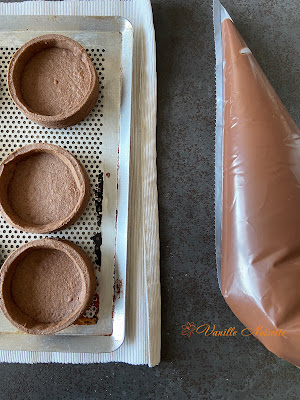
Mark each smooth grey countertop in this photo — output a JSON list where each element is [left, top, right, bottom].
[[0, 0, 299, 399]]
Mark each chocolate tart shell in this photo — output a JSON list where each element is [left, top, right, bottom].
[[0, 143, 90, 233], [0, 238, 96, 335], [7, 34, 99, 128]]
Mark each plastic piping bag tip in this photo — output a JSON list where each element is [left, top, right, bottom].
[[213, 0, 233, 23], [221, 7, 233, 23]]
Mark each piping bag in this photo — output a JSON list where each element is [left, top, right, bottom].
[[214, 0, 300, 367]]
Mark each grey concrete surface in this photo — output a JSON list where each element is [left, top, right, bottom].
[[0, 0, 299, 399]]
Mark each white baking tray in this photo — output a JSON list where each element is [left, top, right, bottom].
[[0, 16, 133, 353]]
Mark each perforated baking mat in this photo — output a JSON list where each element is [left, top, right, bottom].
[[0, 16, 132, 353]]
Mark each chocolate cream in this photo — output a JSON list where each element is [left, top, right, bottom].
[[221, 19, 300, 366], [8, 151, 80, 226], [7, 34, 99, 128], [12, 248, 83, 324], [0, 143, 91, 234], [21, 47, 90, 116], [0, 238, 96, 335]]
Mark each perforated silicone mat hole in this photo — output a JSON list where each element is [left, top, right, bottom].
[[0, 46, 107, 327]]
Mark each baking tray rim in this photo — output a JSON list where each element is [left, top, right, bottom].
[[0, 15, 133, 354]]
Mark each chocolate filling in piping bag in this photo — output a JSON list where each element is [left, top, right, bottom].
[[214, 0, 300, 367]]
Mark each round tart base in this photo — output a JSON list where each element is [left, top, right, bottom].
[[7, 34, 99, 128], [0, 238, 96, 335], [0, 143, 90, 233]]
